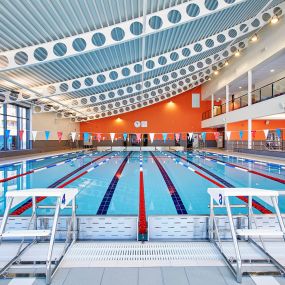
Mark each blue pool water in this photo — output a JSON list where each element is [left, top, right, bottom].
[[1, 150, 285, 216]]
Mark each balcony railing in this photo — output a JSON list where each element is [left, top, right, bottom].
[[202, 76, 285, 120]]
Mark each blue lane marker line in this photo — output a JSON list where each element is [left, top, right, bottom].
[[150, 151, 187, 215], [97, 152, 133, 215]]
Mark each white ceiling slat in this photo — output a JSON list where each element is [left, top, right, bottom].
[[1, 0, 284, 120]]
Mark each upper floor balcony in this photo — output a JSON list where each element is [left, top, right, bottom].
[[202, 76, 285, 121]]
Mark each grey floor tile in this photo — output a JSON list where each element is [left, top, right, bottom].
[[273, 277, 285, 285], [63, 268, 104, 285], [101, 268, 138, 285], [161, 267, 190, 285], [217, 267, 255, 285], [185, 267, 228, 285], [138, 268, 164, 285], [52, 268, 70, 285], [0, 280, 11, 285]]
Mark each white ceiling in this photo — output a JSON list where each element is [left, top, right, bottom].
[[256, 113, 285, 120]]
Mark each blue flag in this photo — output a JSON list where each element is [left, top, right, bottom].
[[123, 133, 128, 141], [162, 133, 168, 143], [201, 132, 206, 142], [239, 130, 243, 140], [276, 128, 281, 139], [83, 132, 89, 142], [5, 129, 10, 139], [45, 131, 50, 140]]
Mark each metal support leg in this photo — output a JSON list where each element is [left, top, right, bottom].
[[72, 199, 77, 241], [0, 197, 13, 243], [225, 197, 242, 283], [209, 197, 214, 240], [272, 196, 285, 238], [46, 198, 61, 285]]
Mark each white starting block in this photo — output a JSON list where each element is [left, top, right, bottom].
[[0, 188, 78, 285], [208, 187, 285, 283]]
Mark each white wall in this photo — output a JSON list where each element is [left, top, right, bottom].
[[202, 19, 285, 100], [32, 112, 80, 140]]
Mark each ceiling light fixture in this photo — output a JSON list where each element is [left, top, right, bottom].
[[239, 86, 242, 89], [251, 34, 258, 42], [235, 50, 240, 57], [214, 71, 219, 75], [225, 61, 229, 66], [271, 15, 279, 24], [270, 69, 275, 73]]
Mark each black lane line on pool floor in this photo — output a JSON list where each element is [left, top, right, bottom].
[[169, 151, 271, 214], [97, 152, 133, 215], [11, 151, 113, 215], [150, 152, 187, 214]]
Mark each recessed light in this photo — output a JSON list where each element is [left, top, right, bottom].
[[214, 71, 219, 75], [270, 69, 275, 73], [225, 61, 229, 66], [235, 50, 240, 57], [271, 15, 279, 24], [251, 34, 258, 42], [239, 86, 242, 89]]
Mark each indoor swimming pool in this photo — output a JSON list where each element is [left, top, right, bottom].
[[1, 150, 285, 217]]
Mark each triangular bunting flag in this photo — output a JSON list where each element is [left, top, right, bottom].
[[162, 133, 168, 143], [175, 133, 180, 142], [251, 130, 256, 139], [214, 132, 219, 141], [226, 131, 231, 140], [149, 133, 155, 143], [123, 133, 128, 141], [97, 133, 101, 142], [201, 132, 206, 142], [136, 133, 141, 141], [263, 129, 269, 139], [239, 130, 243, 140], [57, 131, 63, 142], [19, 130, 24, 141], [276, 128, 281, 139], [45, 131, 50, 140], [71, 132, 76, 142], [5, 130, 10, 140], [32, 131, 37, 142], [188, 132, 193, 141], [83, 132, 89, 142], [110, 133, 115, 143]]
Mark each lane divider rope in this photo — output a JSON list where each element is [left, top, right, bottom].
[[10, 151, 114, 215], [168, 152, 271, 214], [138, 153, 147, 239]]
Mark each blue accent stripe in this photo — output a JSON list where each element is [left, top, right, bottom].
[[97, 152, 132, 215], [150, 152, 187, 215]]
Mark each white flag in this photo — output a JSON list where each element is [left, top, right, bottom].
[[32, 131, 37, 142], [188, 132, 193, 140], [149, 133, 155, 143], [71, 132, 76, 142], [110, 133, 115, 143], [264, 129, 269, 139], [226, 131, 231, 140]]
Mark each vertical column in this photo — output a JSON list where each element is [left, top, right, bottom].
[[248, 118, 252, 149], [226, 85, 229, 113], [211, 94, 214, 118], [248, 70, 252, 107]]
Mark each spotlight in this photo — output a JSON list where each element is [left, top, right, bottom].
[[235, 50, 240, 57], [225, 61, 229, 66], [251, 34, 258, 42], [214, 70, 219, 75], [271, 15, 279, 24]]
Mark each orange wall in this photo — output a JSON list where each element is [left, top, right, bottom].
[[80, 87, 216, 140], [227, 120, 285, 140]]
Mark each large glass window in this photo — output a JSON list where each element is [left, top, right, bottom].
[[0, 103, 30, 152]]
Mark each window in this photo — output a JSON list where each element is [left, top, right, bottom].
[[192, 93, 200, 108], [0, 103, 31, 151]]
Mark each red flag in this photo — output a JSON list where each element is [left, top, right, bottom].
[[251, 130, 256, 139], [136, 133, 141, 141], [214, 132, 219, 141], [175, 133, 180, 142], [57, 131, 63, 142], [97, 133, 101, 142], [19, 130, 24, 141]]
